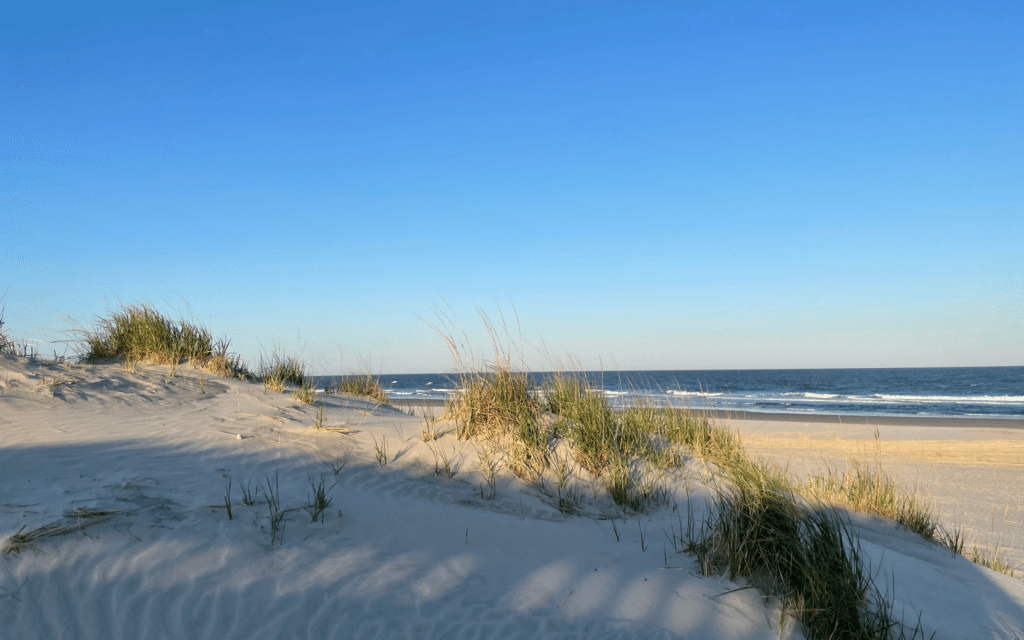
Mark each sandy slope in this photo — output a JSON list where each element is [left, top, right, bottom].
[[2, 354, 1022, 639]]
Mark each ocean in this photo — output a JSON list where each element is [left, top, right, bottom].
[[311, 367, 1024, 420]]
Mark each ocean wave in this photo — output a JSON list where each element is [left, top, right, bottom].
[[784, 392, 839, 399], [874, 394, 1024, 404], [667, 390, 724, 397]]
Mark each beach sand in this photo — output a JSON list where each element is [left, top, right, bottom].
[[2, 354, 1023, 639]]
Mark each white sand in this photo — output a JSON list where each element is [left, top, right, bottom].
[[2, 353, 1023, 639]]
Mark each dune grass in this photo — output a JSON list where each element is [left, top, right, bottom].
[[802, 460, 940, 541], [76, 304, 248, 378], [692, 486, 915, 640], [333, 372, 391, 406], [303, 473, 337, 523], [292, 380, 317, 404], [258, 351, 306, 391]]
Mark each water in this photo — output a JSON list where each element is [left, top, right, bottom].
[[312, 367, 1024, 420]]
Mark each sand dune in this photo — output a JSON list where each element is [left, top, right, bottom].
[[2, 353, 1023, 639]]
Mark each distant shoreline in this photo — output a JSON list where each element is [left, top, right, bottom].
[[388, 398, 1024, 430]]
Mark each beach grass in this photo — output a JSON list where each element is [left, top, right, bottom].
[[258, 351, 306, 391], [333, 372, 391, 406], [420, 410, 439, 441], [325, 457, 346, 475], [292, 380, 317, 404], [263, 472, 285, 545], [372, 434, 389, 466], [302, 473, 337, 523], [76, 303, 248, 378], [239, 477, 258, 506], [693, 488, 910, 640], [802, 460, 939, 540]]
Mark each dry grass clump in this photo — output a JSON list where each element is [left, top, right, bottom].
[[77, 304, 248, 378], [2, 508, 121, 555], [334, 373, 391, 406]]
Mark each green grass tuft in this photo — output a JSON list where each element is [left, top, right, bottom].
[[76, 303, 248, 378], [258, 351, 306, 391], [694, 481, 920, 640], [333, 372, 391, 406]]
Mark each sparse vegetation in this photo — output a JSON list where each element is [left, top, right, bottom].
[[421, 410, 439, 441], [477, 445, 499, 500], [239, 477, 258, 506], [263, 472, 286, 545], [436, 445, 456, 480], [312, 403, 326, 429], [0, 306, 39, 358], [372, 434, 389, 466], [303, 473, 337, 523], [971, 544, 1017, 577], [325, 457, 346, 475]]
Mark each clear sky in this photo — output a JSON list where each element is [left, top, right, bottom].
[[2, 1, 1022, 374]]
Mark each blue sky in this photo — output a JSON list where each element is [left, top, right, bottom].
[[2, 1, 1021, 373]]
